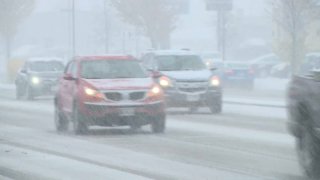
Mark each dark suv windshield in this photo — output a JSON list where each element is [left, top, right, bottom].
[[201, 53, 221, 59], [29, 61, 64, 72], [156, 55, 206, 71], [300, 57, 320, 75], [81, 60, 147, 79]]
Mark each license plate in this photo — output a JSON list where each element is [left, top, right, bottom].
[[119, 108, 135, 116], [187, 94, 200, 102]]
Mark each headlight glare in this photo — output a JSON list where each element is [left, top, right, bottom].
[[84, 87, 104, 101], [147, 84, 163, 98], [84, 87, 97, 96], [151, 86, 161, 94], [210, 76, 220, 86], [159, 76, 172, 87], [31, 77, 40, 85]]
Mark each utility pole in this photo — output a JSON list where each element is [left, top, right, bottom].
[[104, 0, 109, 53], [72, 0, 76, 57], [217, 11, 222, 55], [221, 11, 226, 61], [216, 10, 226, 61], [206, 0, 232, 61]]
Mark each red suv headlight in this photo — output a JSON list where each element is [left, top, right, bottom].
[[145, 84, 163, 102], [83, 87, 105, 101]]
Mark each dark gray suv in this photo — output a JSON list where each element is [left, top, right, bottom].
[[15, 58, 64, 100], [141, 50, 223, 113]]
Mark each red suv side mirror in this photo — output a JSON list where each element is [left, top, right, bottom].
[[149, 70, 162, 79], [64, 73, 76, 81]]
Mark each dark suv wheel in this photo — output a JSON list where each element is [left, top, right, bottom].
[[151, 114, 166, 133], [16, 84, 23, 100], [297, 125, 320, 179], [209, 98, 222, 114], [26, 85, 34, 100], [188, 107, 198, 114]]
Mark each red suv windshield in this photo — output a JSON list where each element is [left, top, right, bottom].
[[81, 60, 148, 79]]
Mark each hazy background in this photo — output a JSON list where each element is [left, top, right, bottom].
[[0, 0, 272, 80]]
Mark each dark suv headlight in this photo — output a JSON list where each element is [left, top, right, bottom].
[[210, 76, 220, 87], [31, 76, 41, 85]]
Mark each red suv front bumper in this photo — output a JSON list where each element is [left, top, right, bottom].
[[78, 101, 165, 127]]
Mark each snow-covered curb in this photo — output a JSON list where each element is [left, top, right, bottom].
[[0, 83, 286, 108], [224, 97, 286, 108], [0, 84, 15, 91], [254, 78, 289, 92]]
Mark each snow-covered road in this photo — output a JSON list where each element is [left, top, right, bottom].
[[0, 87, 308, 180]]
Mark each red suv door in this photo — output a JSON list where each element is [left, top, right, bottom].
[[59, 61, 79, 115]]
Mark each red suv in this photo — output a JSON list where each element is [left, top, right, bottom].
[[54, 55, 166, 134]]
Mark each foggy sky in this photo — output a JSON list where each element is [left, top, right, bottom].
[[35, 0, 269, 16]]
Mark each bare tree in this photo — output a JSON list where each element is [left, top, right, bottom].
[[0, 0, 35, 60], [110, 0, 177, 49], [272, 0, 320, 74]]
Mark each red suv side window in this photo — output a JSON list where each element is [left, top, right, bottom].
[[65, 61, 78, 78], [64, 62, 73, 74]]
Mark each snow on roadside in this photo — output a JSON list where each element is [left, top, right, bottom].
[[0, 124, 261, 180], [224, 96, 286, 108], [0, 99, 52, 114], [254, 78, 289, 92], [0, 77, 289, 109], [0, 175, 13, 180], [0, 83, 15, 90], [0, 144, 148, 180], [168, 118, 294, 146]]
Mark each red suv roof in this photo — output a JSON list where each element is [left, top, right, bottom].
[[75, 55, 135, 61]]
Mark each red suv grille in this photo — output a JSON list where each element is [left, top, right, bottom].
[[104, 91, 146, 101], [105, 92, 122, 101], [130, 92, 146, 101]]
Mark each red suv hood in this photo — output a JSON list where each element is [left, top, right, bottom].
[[83, 78, 153, 91]]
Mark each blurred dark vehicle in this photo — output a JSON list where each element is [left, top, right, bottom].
[[55, 55, 166, 134], [287, 57, 320, 178], [270, 62, 291, 79], [141, 50, 222, 114], [221, 61, 255, 89], [211, 60, 224, 72], [249, 54, 280, 78], [15, 57, 64, 100], [199, 51, 222, 69], [300, 53, 320, 74], [271, 53, 320, 79]]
